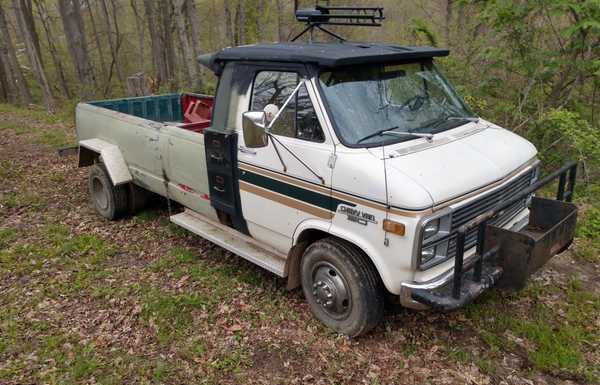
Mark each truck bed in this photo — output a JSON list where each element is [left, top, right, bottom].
[[89, 92, 214, 133]]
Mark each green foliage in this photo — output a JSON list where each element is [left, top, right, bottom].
[[410, 18, 438, 47], [530, 109, 600, 172]]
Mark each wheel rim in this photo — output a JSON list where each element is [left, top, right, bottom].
[[91, 177, 109, 210], [310, 262, 352, 319]]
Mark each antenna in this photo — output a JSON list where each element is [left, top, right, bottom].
[[291, 4, 385, 42]]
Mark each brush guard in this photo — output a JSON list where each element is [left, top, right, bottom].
[[410, 161, 578, 311]]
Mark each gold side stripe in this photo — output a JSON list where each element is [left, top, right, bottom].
[[239, 162, 427, 217], [240, 181, 334, 220], [239, 157, 537, 218]]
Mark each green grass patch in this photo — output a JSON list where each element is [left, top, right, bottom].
[[141, 289, 211, 344], [0, 228, 18, 248], [35, 128, 73, 148], [466, 282, 599, 380], [1, 191, 46, 210]]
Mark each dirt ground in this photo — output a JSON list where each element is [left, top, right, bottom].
[[1, 108, 599, 384]]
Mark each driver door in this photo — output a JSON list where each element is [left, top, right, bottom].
[[237, 68, 334, 253]]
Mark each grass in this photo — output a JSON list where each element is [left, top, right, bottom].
[[0, 103, 76, 149], [1, 191, 47, 210], [465, 280, 600, 381], [141, 289, 211, 344]]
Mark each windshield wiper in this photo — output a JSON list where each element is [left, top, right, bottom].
[[357, 126, 434, 144]]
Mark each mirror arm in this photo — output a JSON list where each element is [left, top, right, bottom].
[[269, 133, 325, 185], [267, 80, 306, 131], [268, 133, 288, 172]]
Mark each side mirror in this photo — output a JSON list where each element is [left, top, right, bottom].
[[242, 111, 268, 148]]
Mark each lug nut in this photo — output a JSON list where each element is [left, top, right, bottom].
[[327, 293, 333, 298], [326, 300, 333, 307]]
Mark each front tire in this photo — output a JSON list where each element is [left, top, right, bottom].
[[301, 237, 384, 337], [88, 163, 129, 220]]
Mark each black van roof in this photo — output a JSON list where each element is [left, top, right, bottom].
[[199, 42, 449, 74]]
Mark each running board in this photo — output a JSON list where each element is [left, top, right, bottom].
[[170, 209, 287, 277]]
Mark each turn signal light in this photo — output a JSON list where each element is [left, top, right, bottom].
[[383, 220, 405, 236]]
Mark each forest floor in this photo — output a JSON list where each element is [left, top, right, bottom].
[[1, 105, 599, 385]]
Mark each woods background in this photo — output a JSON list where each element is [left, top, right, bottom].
[[0, 0, 599, 250]]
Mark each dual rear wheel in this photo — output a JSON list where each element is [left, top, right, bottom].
[[88, 162, 151, 220]]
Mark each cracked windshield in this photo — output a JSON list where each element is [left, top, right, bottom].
[[319, 62, 476, 146]]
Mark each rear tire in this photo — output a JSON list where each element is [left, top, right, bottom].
[[301, 237, 384, 337], [88, 163, 128, 220]]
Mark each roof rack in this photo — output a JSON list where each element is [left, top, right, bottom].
[[292, 5, 384, 43]]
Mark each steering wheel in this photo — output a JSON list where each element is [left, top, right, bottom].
[[399, 94, 428, 111]]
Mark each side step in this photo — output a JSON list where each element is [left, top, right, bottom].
[[170, 209, 287, 277]]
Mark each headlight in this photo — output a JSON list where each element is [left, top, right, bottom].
[[423, 219, 440, 239], [418, 213, 451, 270]]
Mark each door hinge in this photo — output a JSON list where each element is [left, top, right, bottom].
[[327, 154, 337, 169]]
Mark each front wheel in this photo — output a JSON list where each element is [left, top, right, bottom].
[[301, 237, 384, 337]]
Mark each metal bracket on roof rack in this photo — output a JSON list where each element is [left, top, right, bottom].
[[292, 5, 384, 43]]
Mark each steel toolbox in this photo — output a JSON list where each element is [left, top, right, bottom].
[[411, 162, 578, 310]]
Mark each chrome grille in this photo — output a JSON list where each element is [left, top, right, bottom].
[[420, 168, 536, 268], [446, 169, 535, 258]]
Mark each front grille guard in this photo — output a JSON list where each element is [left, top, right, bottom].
[[450, 161, 578, 300]]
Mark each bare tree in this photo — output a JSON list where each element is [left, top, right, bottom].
[[57, 0, 96, 98], [12, 0, 54, 112], [84, 0, 108, 83], [445, 0, 453, 44], [34, 0, 70, 98], [0, 2, 32, 105], [276, 0, 284, 42], [159, 0, 176, 88], [0, 56, 9, 102], [100, 0, 124, 86], [235, 0, 246, 45], [130, 0, 145, 71], [173, 0, 197, 88], [184, 0, 203, 88], [144, 0, 171, 88], [223, 0, 234, 46]]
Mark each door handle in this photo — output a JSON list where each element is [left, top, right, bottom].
[[239, 146, 257, 155]]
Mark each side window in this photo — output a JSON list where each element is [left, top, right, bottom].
[[251, 71, 325, 143]]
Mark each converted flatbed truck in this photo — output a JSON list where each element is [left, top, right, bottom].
[[75, 6, 579, 336]]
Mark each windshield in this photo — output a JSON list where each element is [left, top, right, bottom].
[[318, 62, 476, 146]]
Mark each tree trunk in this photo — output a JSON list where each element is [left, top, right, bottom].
[[0, 57, 8, 102], [144, 0, 164, 87], [184, 0, 203, 88], [0, 3, 32, 105], [84, 0, 107, 83], [34, 0, 70, 98], [236, 0, 245, 45], [12, 0, 54, 112], [100, 0, 124, 85], [159, 0, 176, 89], [57, 0, 96, 98], [130, 0, 145, 71], [445, 0, 453, 45], [256, 0, 264, 41], [173, 0, 197, 88], [223, 0, 233, 46], [276, 0, 284, 42]]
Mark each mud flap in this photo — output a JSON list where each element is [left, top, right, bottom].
[[485, 197, 578, 290]]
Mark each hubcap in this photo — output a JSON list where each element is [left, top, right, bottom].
[[92, 177, 109, 210], [310, 262, 351, 318]]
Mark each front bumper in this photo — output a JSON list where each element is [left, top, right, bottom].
[[400, 162, 578, 311]]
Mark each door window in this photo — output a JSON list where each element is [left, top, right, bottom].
[[251, 71, 325, 143]]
